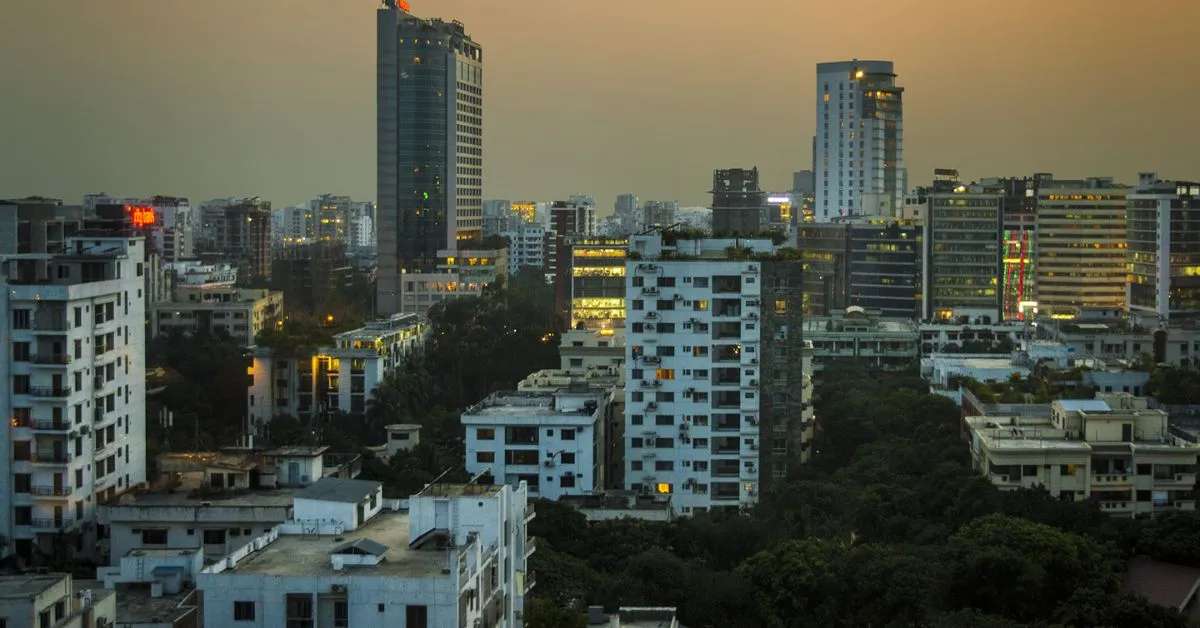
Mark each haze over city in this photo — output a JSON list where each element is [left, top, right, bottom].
[[2, 0, 1198, 208]]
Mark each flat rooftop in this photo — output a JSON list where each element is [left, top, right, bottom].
[[0, 574, 66, 598], [114, 584, 196, 625], [417, 484, 503, 498], [225, 511, 447, 578], [462, 391, 601, 421], [108, 488, 296, 510]]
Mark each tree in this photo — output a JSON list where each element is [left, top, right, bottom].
[[523, 598, 586, 628], [736, 539, 845, 627]]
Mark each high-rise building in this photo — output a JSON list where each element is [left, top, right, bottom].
[[377, 2, 483, 314], [923, 175, 1003, 322], [499, 222, 550, 275], [623, 234, 813, 516], [82, 194, 194, 263], [711, 168, 764, 234], [815, 60, 905, 220], [1127, 173, 1200, 322], [0, 233, 147, 563], [794, 223, 848, 316], [1036, 176, 1128, 319], [642, 200, 678, 229], [791, 170, 815, 196], [989, 175, 1044, 321], [551, 201, 597, 327], [217, 199, 272, 282]]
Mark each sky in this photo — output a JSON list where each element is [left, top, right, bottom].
[[2, 0, 1198, 212]]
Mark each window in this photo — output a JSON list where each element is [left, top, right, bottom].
[[561, 428, 575, 440], [405, 605, 428, 628], [476, 428, 495, 440], [561, 452, 575, 464], [141, 529, 168, 545], [286, 594, 313, 628], [12, 309, 30, 329], [655, 437, 674, 448], [13, 474, 30, 493], [655, 415, 673, 426], [655, 460, 674, 471], [1022, 465, 1037, 477], [234, 601, 255, 621], [476, 451, 495, 463], [631, 461, 643, 471], [334, 601, 348, 627], [655, 368, 675, 380], [561, 474, 576, 488], [203, 529, 227, 545]]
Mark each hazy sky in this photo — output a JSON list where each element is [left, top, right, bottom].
[[2, 0, 1198, 212]]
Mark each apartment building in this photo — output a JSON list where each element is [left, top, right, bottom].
[[151, 286, 283, 346], [247, 314, 429, 434], [710, 168, 764, 234], [552, 202, 598, 326], [462, 388, 610, 500], [500, 223, 550, 276], [966, 395, 1199, 517], [197, 482, 532, 628], [623, 234, 813, 515], [1036, 177, 1129, 318], [0, 234, 147, 563], [560, 327, 624, 371], [1127, 173, 1200, 322], [918, 319, 1027, 356], [0, 574, 115, 628], [395, 247, 507, 315], [1036, 318, 1200, 368]]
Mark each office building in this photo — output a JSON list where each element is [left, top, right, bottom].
[[710, 167, 764, 234], [1127, 173, 1200, 321], [269, 241, 358, 316], [923, 178, 1003, 321], [0, 574, 115, 628], [568, 238, 628, 330], [1035, 318, 1200, 368], [991, 174, 1044, 320], [197, 482, 532, 628], [1036, 177, 1128, 318], [623, 234, 813, 515], [463, 388, 611, 500], [847, 219, 921, 318], [377, 2, 483, 314], [247, 314, 429, 433], [815, 60, 905, 220], [966, 395, 1199, 517], [152, 286, 283, 346], [551, 201, 598, 326], [614, 193, 640, 234], [199, 197, 272, 282], [794, 222, 848, 315], [0, 234, 147, 563], [83, 194, 194, 262]]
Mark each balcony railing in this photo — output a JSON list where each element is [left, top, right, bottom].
[[31, 452, 69, 464], [31, 354, 70, 365], [30, 419, 69, 431], [30, 517, 74, 530], [30, 485, 72, 497], [28, 387, 70, 398]]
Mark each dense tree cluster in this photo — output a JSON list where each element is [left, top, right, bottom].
[[526, 362, 1196, 627]]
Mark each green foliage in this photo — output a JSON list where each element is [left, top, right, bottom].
[[1137, 511, 1200, 566], [1145, 366, 1200, 404], [523, 598, 586, 628], [148, 330, 251, 451]]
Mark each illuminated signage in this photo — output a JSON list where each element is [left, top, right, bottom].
[[767, 196, 790, 204], [398, 0, 411, 11], [125, 205, 157, 228]]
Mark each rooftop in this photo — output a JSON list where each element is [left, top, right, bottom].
[[1056, 399, 1113, 413], [462, 390, 602, 421], [223, 511, 446, 578], [114, 585, 197, 626], [0, 574, 66, 599], [108, 488, 297, 510], [262, 446, 329, 458], [295, 478, 380, 504], [1122, 556, 1200, 612], [416, 483, 503, 498]]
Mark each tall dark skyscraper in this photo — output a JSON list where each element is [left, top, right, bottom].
[[377, 1, 483, 314]]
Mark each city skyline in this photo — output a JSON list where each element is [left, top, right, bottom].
[[2, 0, 1198, 211]]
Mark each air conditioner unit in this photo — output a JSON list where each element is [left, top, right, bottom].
[[543, 461, 555, 468], [331, 584, 347, 593]]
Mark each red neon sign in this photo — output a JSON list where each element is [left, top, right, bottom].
[[126, 205, 157, 228], [398, 0, 411, 11]]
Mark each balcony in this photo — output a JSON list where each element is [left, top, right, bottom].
[[31, 485, 72, 497], [524, 570, 536, 595], [29, 419, 70, 432], [988, 473, 1020, 487], [1092, 473, 1132, 486], [28, 386, 70, 399], [31, 320, 68, 333], [1153, 473, 1197, 486], [524, 505, 536, 523], [524, 537, 537, 559], [30, 452, 69, 464], [31, 354, 70, 366], [30, 517, 75, 531]]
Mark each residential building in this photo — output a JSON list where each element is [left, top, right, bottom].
[[923, 177, 1003, 322], [151, 286, 283, 346], [500, 222, 549, 275], [710, 167, 764, 234], [463, 388, 610, 500], [0, 197, 83, 256], [0, 574, 115, 628], [377, 3, 483, 314], [558, 491, 673, 522], [1036, 318, 1200, 368], [918, 319, 1026, 356], [966, 395, 1199, 517], [247, 314, 429, 433], [623, 234, 814, 515], [165, 261, 237, 288], [815, 60, 905, 220], [1127, 173, 1200, 322], [560, 327, 625, 371], [792, 170, 815, 196], [803, 307, 919, 369], [197, 482, 532, 628], [269, 241, 358, 316], [614, 193, 640, 234], [83, 194, 194, 262], [98, 547, 201, 627], [198, 198, 272, 282], [569, 238, 628, 330], [276, 204, 315, 246], [642, 200, 678, 230], [1036, 177, 1129, 318], [0, 234, 148, 563]]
